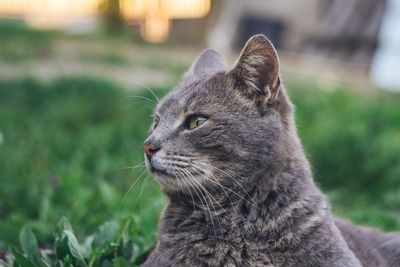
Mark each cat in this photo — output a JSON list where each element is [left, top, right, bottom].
[[141, 34, 400, 266]]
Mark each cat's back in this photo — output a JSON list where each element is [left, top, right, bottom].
[[336, 219, 400, 267]]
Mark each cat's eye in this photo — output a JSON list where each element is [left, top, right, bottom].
[[186, 115, 207, 130], [153, 115, 160, 128]]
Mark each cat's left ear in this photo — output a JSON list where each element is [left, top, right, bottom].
[[187, 49, 228, 79], [229, 34, 281, 104]]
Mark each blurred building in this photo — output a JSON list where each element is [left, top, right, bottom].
[[1, 0, 399, 90], [207, 0, 400, 91], [0, 0, 211, 41], [371, 0, 400, 91], [0, 0, 104, 28], [208, 0, 386, 66]]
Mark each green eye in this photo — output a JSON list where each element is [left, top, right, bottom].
[[187, 115, 207, 130], [153, 115, 160, 128]]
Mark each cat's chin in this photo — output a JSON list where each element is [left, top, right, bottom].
[[153, 169, 174, 180], [145, 157, 174, 180], [150, 168, 179, 186], [153, 171, 183, 192]]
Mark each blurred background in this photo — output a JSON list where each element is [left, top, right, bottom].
[[0, 0, 399, 266]]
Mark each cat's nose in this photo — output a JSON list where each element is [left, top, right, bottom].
[[143, 142, 160, 160]]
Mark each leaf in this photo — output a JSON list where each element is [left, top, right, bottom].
[[100, 260, 113, 267], [80, 235, 93, 259], [92, 221, 118, 250], [38, 258, 52, 267], [134, 246, 153, 266], [122, 240, 134, 260], [39, 249, 55, 267], [57, 217, 72, 232], [113, 257, 129, 267], [11, 247, 38, 267], [55, 236, 69, 260], [19, 226, 39, 263], [63, 230, 87, 266]]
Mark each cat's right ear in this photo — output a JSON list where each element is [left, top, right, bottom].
[[228, 34, 281, 105], [186, 49, 228, 79]]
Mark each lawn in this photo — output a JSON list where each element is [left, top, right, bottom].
[[0, 23, 400, 267]]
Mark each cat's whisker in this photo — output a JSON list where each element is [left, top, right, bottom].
[[190, 165, 232, 211], [191, 164, 237, 209], [165, 160, 191, 167], [199, 162, 256, 206], [168, 155, 192, 163], [173, 167, 196, 212], [139, 83, 160, 103], [208, 165, 253, 183], [173, 168, 185, 197], [178, 170, 218, 238], [176, 168, 204, 210], [208, 164, 255, 195], [182, 169, 224, 239], [126, 95, 156, 105], [190, 165, 250, 241], [191, 170, 228, 216], [123, 163, 146, 170], [179, 168, 219, 239], [118, 168, 149, 212], [190, 164, 256, 233], [165, 155, 256, 208], [134, 173, 151, 215]]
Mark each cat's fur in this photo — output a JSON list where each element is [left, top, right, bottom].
[[142, 34, 400, 266]]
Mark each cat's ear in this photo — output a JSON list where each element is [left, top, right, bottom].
[[187, 49, 228, 79], [229, 34, 281, 104]]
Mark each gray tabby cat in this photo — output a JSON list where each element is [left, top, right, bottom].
[[142, 34, 400, 267]]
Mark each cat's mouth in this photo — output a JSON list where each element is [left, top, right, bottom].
[[145, 154, 210, 189], [145, 157, 177, 180]]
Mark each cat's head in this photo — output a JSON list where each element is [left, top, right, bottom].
[[144, 35, 293, 194]]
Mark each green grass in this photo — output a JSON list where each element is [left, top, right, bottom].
[[0, 78, 167, 252], [78, 53, 131, 66], [288, 81, 400, 230], [0, 63, 400, 266]]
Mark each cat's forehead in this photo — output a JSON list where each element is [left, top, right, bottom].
[[156, 73, 226, 116]]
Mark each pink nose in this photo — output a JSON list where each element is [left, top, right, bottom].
[[144, 143, 155, 156]]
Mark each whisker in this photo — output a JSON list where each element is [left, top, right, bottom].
[[202, 163, 255, 200], [118, 168, 148, 212], [122, 162, 146, 170], [140, 83, 160, 103], [191, 167, 230, 214], [190, 165, 250, 242], [191, 165, 234, 208], [165, 160, 191, 167], [167, 155, 192, 163], [192, 163, 257, 208], [173, 167, 196, 212], [182, 169, 223, 239], [126, 95, 155, 105], [179, 169, 218, 239], [134, 173, 151, 215]]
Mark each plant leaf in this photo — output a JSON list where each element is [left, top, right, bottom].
[[57, 217, 72, 232], [55, 236, 69, 260], [92, 221, 118, 249], [19, 226, 39, 263], [11, 247, 38, 267], [63, 230, 87, 266]]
